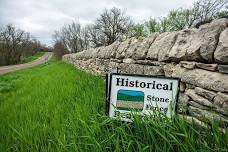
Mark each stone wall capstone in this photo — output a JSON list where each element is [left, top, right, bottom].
[[63, 18, 228, 129]]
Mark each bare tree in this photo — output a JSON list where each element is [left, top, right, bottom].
[[0, 24, 45, 65], [81, 26, 90, 50], [52, 22, 90, 52], [90, 7, 132, 46], [53, 40, 69, 60], [87, 24, 106, 47], [64, 23, 82, 52], [0, 25, 24, 64], [197, 0, 227, 21], [21, 33, 42, 57]]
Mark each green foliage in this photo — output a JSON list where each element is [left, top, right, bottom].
[[159, 17, 170, 32], [142, 0, 228, 35], [145, 18, 158, 33], [216, 10, 228, 18], [217, 11, 228, 18], [0, 60, 227, 151], [128, 23, 146, 38], [165, 10, 188, 31]]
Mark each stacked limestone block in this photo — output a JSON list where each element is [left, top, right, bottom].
[[63, 18, 228, 129]]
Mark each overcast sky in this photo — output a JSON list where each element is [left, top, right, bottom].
[[0, 0, 196, 46]]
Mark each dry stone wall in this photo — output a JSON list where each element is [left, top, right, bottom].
[[63, 18, 228, 129]]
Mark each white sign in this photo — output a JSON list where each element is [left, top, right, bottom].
[[107, 73, 180, 121]]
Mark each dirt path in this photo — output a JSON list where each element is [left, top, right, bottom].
[[0, 52, 53, 75]]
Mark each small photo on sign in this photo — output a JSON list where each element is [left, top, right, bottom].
[[116, 89, 144, 111]]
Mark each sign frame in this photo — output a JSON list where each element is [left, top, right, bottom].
[[106, 72, 180, 119]]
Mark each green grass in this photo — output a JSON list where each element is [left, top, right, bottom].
[[0, 59, 227, 152], [19, 52, 45, 64]]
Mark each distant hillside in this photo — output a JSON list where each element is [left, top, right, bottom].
[[117, 92, 144, 102]]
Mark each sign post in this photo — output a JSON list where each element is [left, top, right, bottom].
[[106, 73, 180, 121]]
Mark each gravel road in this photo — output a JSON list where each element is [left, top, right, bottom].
[[0, 52, 53, 75]]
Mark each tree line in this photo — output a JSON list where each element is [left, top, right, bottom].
[[133, 0, 228, 37], [0, 24, 48, 65], [52, 7, 132, 59], [1, 0, 226, 63], [53, 0, 227, 59]]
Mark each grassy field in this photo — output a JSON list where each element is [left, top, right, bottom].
[[0, 59, 227, 152], [19, 52, 45, 64]]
